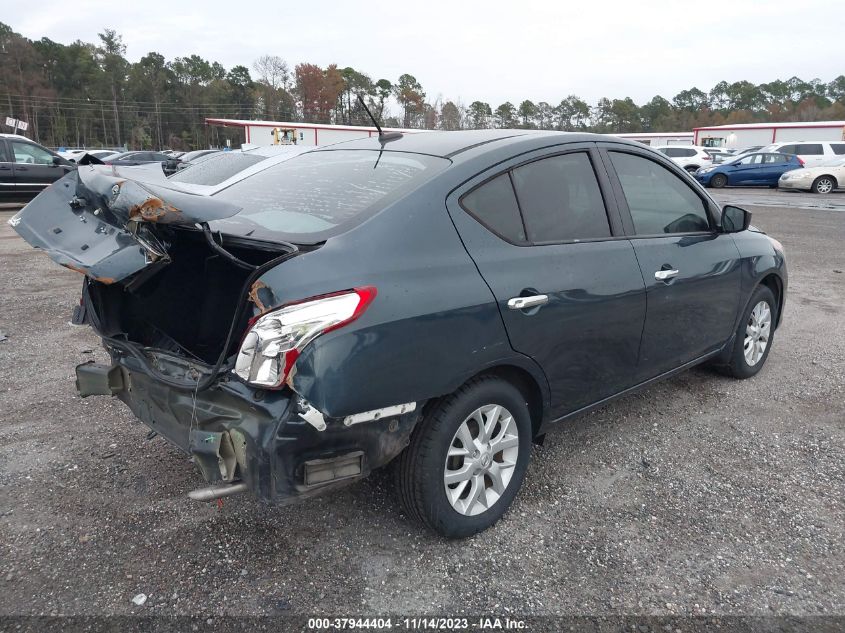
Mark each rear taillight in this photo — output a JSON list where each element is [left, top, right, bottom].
[[797, 157, 805, 166], [234, 286, 377, 388], [703, 155, 712, 160]]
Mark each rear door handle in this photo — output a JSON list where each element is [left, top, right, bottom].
[[654, 269, 679, 281], [507, 295, 549, 310]]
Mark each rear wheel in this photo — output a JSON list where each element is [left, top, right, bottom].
[[812, 176, 836, 194], [396, 376, 532, 538], [685, 165, 699, 174], [710, 173, 728, 188], [724, 285, 776, 379]]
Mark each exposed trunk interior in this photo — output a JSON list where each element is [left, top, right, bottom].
[[87, 227, 292, 364]]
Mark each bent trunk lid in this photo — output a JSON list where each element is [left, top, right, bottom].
[[8, 165, 242, 283]]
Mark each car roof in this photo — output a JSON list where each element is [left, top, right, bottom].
[[313, 129, 621, 159]]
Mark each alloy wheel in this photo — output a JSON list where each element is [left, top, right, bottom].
[[443, 404, 519, 516], [815, 178, 834, 194], [744, 300, 771, 366]]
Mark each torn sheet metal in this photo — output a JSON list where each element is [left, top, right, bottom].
[[9, 166, 243, 284]]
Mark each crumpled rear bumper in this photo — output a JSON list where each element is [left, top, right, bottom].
[[76, 349, 418, 504]]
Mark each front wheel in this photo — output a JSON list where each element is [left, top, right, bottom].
[[396, 376, 532, 538], [724, 285, 777, 379], [710, 173, 728, 188], [812, 176, 836, 194]]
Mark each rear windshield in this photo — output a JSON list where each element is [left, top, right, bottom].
[[212, 150, 449, 241], [169, 153, 265, 186]]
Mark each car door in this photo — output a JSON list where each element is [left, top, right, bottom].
[[600, 146, 742, 380], [0, 140, 14, 198], [9, 140, 69, 196], [761, 153, 792, 184], [729, 153, 763, 184], [796, 143, 825, 167], [446, 145, 647, 419]]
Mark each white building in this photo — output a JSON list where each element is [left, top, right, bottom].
[[205, 118, 419, 147], [694, 121, 845, 149], [205, 118, 696, 148], [612, 132, 693, 146]]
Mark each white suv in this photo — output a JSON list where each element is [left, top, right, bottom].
[[654, 146, 713, 173], [759, 141, 845, 167]]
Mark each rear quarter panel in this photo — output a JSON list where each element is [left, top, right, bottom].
[[251, 174, 549, 418]]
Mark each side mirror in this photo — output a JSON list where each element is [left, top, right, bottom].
[[52, 155, 63, 166], [721, 205, 751, 233]]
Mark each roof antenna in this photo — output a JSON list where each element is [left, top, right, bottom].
[[357, 94, 402, 143]]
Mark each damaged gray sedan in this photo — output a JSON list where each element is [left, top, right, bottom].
[[10, 130, 786, 538]]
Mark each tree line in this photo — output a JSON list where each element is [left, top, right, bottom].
[[2, 22, 844, 150]]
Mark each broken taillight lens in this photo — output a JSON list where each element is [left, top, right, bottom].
[[233, 287, 377, 388]]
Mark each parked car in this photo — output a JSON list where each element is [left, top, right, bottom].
[[0, 133, 75, 202], [167, 145, 311, 192], [733, 146, 764, 157], [703, 148, 735, 164], [103, 150, 181, 175], [694, 152, 804, 188], [175, 149, 221, 169], [778, 156, 845, 194], [9, 130, 787, 538], [653, 145, 713, 172], [758, 141, 845, 167]]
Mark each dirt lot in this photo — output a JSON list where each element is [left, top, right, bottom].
[[0, 190, 843, 619]]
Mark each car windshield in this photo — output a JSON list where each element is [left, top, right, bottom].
[[169, 153, 265, 186], [212, 150, 449, 241]]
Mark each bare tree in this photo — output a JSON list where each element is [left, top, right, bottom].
[[253, 55, 289, 91]]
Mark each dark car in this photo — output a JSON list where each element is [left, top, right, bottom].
[[177, 149, 221, 166], [695, 152, 804, 188], [104, 150, 181, 175], [0, 134, 74, 202], [9, 131, 787, 538]]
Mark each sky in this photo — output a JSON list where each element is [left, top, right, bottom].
[[9, 0, 845, 108]]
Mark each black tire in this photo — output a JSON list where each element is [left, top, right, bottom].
[[812, 175, 836, 194], [396, 375, 532, 538], [710, 173, 728, 188], [724, 285, 777, 379], [685, 165, 699, 173]]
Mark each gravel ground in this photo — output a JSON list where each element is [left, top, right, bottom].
[[0, 190, 843, 619]]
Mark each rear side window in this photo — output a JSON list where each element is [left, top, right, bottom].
[[664, 147, 694, 158], [169, 153, 265, 186], [763, 154, 787, 164], [609, 151, 711, 235], [213, 150, 448, 240], [797, 144, 823, 155], [0, 141, 9, 162], [461, 173, 525, 243], [511, 153, 610, 242], [832, 144, 845, 155]]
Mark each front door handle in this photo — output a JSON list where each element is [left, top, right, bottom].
[[654, 269, 679, 281], [507, 295, 549, 310]]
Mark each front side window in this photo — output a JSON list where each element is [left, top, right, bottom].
[[737, 154, 763, 165], [511, 153, 610, 242], [609, 151, 711, 235], [777, 145, 798, 155], [461, 173, 525, 243], [11, 141, 54, 165]]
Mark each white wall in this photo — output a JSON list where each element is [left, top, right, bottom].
[[316, 128, 372, 145], [774, 126, 845, 142]]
